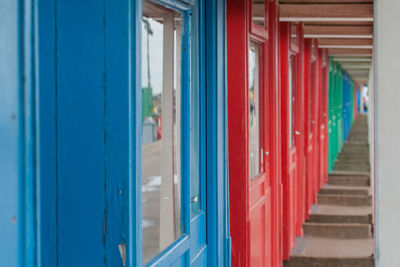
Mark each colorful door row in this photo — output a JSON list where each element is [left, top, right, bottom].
[[0, 0, 359, 266]]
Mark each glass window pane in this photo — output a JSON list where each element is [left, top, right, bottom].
[[141, 1, 182, 264], [289, 55, 296, 148], [310, 62, 315, 133], [253, 0, 265, 27], [249, 42, 261, 180]]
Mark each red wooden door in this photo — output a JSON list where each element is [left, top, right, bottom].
[[320, 50, 329, 187], [295, 24, 306, 238], [304, 39, 318, 216], [314, 48, 322, 194], [269, 2, 282, 267], [227, 0, 277, 266], [279, 22, 301, 260]]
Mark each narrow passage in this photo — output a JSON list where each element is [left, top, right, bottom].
[[285, 114, 374, 267]]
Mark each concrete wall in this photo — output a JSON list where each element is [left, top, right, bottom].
[[375, 1, 400, 266]]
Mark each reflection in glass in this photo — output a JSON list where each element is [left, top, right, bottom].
[[141, 1, 182, 264], [249, 42, 261, 180], [253, 0, 265, 27]]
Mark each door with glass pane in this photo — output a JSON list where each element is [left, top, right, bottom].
[[248, 1, 272, 266], [279, 21, 300, 260], [140, 0, 207, 265]]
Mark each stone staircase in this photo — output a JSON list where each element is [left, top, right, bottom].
[[284, 115, 375, 267]]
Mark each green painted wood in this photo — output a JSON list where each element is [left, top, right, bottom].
[[327, 59, 356, 174]]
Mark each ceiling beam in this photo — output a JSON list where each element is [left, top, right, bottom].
[[318, 38, 372, 46], [279, 0, 372, 3], [342, 65, 371, 69], [304, 21, 373, 26], [280, 4, 373, 20], [334, 56, 372, 62], [320, 45, 373, 49], [328, 48, 372, 54], [303, 25, 373, 36]]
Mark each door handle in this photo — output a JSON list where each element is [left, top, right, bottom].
[[295, 131, 300, 135], [191, 196, 199, 203]]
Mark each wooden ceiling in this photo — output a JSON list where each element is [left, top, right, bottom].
[[278, 0, 373, 84]]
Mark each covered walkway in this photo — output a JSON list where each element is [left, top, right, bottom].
[[285, 115, 374, 266]]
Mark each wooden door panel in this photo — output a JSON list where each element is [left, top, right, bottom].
[[250, 202, 266, 267]]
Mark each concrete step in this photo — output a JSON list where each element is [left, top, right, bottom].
[[335, 162, 370, 167], [336, 159, 370, 165], [334, 164, 370, 172], [284, 236, 374, 267], [309, 204, 372, 224], [338, 151, 369, 156], [347, 139, 368, 142], [344, 141, 369, 146], [329, 171, 370, 177], [340, 148, 369, 154], [319, 185, 369, 195], [336, 158, 370, 164], [284, 256, 374, 267], [328, 176, 369, 186], [308, 214, 372, 224], [317, 194, 372, 206], [303, 222, 372, 239]]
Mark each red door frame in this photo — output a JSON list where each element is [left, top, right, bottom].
[[320, 49, 329, 187], [227, 0, 278, 266], [303, 39, 312, 218], [304, 39, 319, 217], [269, 2, 282, 266], [279, 21, 302, 260], [295, 24, 306, 238], [311, 42, 321, 206], [314, 48, 322, 196]]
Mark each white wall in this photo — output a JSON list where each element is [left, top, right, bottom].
[[375, 1, 400, 266]]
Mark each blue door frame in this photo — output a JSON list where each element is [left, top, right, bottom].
[[0, 0, 230, 266]]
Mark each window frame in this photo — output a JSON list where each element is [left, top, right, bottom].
[[248, 38, 266, 181], [136, 1, 193, 266], [249, 0, 269, 40]]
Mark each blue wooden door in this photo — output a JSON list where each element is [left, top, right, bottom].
[[0, 0, 229, 266], [139, 0, 208, 266]]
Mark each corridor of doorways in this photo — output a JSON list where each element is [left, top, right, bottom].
[[1, 0, 374, 266], [226, 0, 373, 266]]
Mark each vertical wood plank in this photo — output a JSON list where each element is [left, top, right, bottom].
[[104, 0, 130, 265], [37, 0, 57, 265], [56, 0, 106, 265], [0, 0, 21, 266]]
